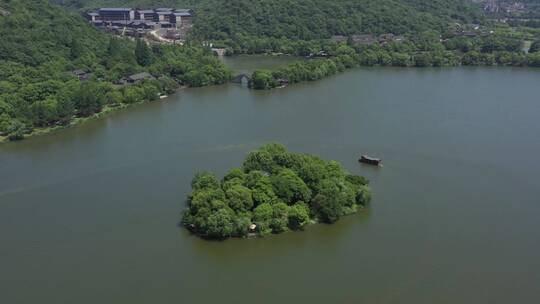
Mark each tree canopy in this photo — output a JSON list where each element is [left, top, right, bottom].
[[57, 0, 483, 40], [0, 0, 231, 141], [182, 143, 372, 239]]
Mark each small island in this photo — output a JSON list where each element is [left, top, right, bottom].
[[182, 143, 372, 239]]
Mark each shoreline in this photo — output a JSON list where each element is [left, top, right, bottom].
[[4, 55, 540, 143], [186, 205, 363, 241], [0, 89, 183, 144]]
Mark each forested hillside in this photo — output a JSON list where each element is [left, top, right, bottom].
[[0, 0, 230, 141], [1, 0, 108, 65], [193, 0, 483, 40], [58, 0, 483, 39], [54, 0, 194, 9]]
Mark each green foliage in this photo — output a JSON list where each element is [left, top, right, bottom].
[[225, 184, 254, 212], [135, 39, 152, 66], [190, 0, 482, 41], [0, 113, 12, 135], [248, 30, 540, 90], [530, 40, 540, 53], [0, 0, 231, 141], [288, 203, 310, 230], [271, 169, 312, 204], [311, 178, 356, 223], [527, 52, 540, 67], [191, 172, 220, 190], [250, 70, 277, 90], [253, 203, 274, 236], [58, 0, 483, 43], [6, 119, 26, 141], [75, 81, 107, 116], [205, 208, 235, 238], [182, 143, 372, 239], [270, 202, 290, 233]]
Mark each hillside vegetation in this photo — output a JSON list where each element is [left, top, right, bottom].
[[193, 0, 483, 40], [58, 0, 483, 39], [0, 0, 230, 141]]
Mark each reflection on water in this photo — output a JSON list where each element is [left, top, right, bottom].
[[188, 209, 373, 261]]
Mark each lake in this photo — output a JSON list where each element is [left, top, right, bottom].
[[1, 61, 540, 303]]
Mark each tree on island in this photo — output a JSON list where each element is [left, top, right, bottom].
[[181, 143, 372, 239], [250, 70, 277, 90]]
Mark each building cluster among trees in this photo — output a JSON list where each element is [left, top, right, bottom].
[[86, 8, 194, 30]]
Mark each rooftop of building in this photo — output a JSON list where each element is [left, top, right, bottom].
[[173, 12, 192, 16], [99, 8, 133, 12], [128, 72, 154, 81]]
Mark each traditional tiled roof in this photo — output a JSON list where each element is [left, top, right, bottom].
[[174, 12, 192, 16], [99, 8, 132, 12], [128, 72, 154, 81]]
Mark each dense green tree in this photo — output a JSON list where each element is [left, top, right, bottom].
[[55, 98, 75, 125], [288, 203, 310, 230], [311, 178, 356, 223], [271, 169, 312, 204], [253, 203, 273, 236], [29, 98, 59, 127], [527, 52, 540, 67], [251, 181, 278, 207], [135, 39, 152, 67], [243, 149, 276, 173], [225, 184, 254, 212], [191, 172, 220, 191], [250, 70, 277, 90], [205, 208, 235, 238], [413, 52, 433, 67], [74, 81, 106, 116], [122, 86, 144, 104], [223, 168, 247, 183], [529, 40, 540, 53], [70, 38, 84, 60], [6, 119, 26, 141], [183, 70, 211, 87], [0, 113, 12, 135], [182, 144, 372, 239], [270, 202, 290, 233], [140, 82, 160, 101], [189, 188, 226, 213]]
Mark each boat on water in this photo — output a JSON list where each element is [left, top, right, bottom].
[[359, 155, 382, 166]]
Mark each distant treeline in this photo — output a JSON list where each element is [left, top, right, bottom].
[[249, 33, 540, 90]]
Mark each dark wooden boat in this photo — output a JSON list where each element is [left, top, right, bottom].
[[359, 155, 382, 166]]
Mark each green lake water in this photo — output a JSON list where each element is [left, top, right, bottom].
[[1, 60, 540, 303]]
